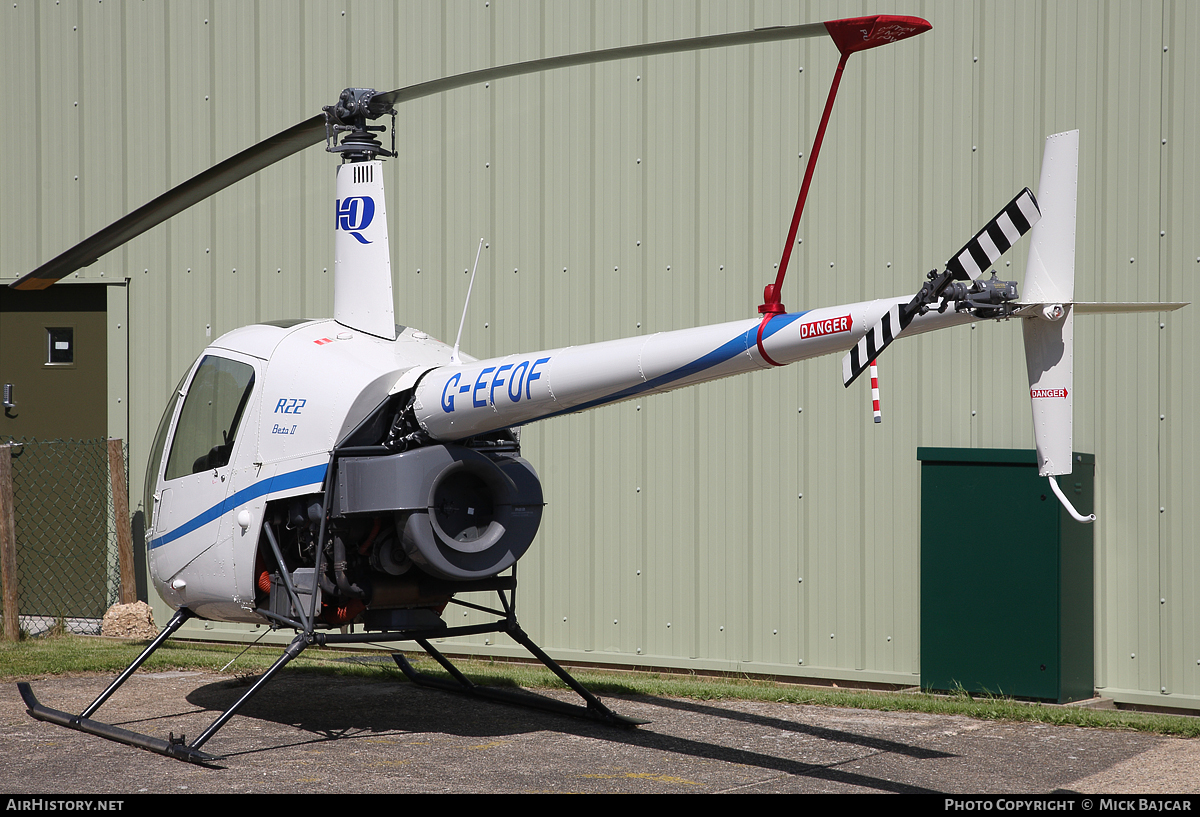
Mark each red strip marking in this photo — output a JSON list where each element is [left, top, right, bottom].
[[824, 15, 931, 56], [756, 315, 783, 367]]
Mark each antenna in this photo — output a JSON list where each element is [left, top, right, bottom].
[[451, 238, 485, 364]]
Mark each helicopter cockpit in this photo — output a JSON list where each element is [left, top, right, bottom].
[[143, 347, 269, 619]]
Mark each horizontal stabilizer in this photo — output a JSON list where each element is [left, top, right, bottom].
[[1070, 302, 1188, 314]]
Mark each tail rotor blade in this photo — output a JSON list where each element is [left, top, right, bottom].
[[946, 188, 1040, 282], [841, 188, 1041, 387], [843, 304, 907, 387]]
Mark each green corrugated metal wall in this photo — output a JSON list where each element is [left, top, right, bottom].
[[1, 0, 1195, 709]]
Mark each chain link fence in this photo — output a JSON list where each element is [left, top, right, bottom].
[[1, 438, 131, 637]]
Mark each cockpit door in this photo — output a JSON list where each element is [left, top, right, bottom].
[[147, 352, 259, 588]]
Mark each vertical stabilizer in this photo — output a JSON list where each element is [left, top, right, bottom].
[[1021, 131, 1079, 479], [334, 160, 396, 340], [1023, 130, 1078, 303], [1023, 307, 1075, 476]]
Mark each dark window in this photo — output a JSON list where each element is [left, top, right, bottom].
[[144, 372, 187, 530], [164, 356, 256, 480], [46, 327, 73, 364]]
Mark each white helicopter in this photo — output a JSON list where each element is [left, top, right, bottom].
[[13, 14, 1183, 763]]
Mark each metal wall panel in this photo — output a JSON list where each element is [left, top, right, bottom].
[[2, 0, 1196, 708], [1087, 0, 1164, 703], [1158, 0, 1200, 706]]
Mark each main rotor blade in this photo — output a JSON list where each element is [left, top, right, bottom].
[[10, 114, 326, 291], [374, 15, 930, 112], [12, 14, 928, 291], [373, 22, 832, 112], [17, 26, 831, 292]]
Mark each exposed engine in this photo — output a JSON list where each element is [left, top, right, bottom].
[[255, 392, 544, 630]]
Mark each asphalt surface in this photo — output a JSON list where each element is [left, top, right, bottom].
[[2, 669, 1198, 794]]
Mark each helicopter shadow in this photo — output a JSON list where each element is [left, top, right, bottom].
[[184, 667, 951, 792]]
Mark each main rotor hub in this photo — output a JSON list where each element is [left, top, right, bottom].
[[324, 87, 397, 161]]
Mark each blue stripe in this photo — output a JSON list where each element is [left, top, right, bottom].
[[149, 463, 328, 550], [528, 312, 807, 425]]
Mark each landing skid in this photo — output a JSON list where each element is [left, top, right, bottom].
[[17, 576, 643, 763], [393, 632, 647, 727]]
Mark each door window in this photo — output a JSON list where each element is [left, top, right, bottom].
[[164, 355, 256, 480]]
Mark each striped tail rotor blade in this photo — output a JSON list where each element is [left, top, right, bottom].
[[842, 188, 1040, 388], [945, 188, 1041, 282], [842, 303, 910, 387]]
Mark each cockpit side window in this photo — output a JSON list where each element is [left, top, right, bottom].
[[164, 355, 256, 480], [144, 372, 187, 530]]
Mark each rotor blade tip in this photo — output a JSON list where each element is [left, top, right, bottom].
[[824, 15, 931, 56], [10, 277, 55, 291]]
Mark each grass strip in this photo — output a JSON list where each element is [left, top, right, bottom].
[[3, 633, 1197, 738]]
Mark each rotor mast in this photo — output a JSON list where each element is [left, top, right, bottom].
[[325, 89, 400, 340]]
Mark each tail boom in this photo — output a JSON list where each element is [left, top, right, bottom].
[[411, 298, 970, 442]]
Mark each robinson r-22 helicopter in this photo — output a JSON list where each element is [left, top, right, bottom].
[[14, 14, 1184, 763]]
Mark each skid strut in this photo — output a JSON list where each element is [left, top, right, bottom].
[[19, 608, 312, 764], [390, 576, 646, 727], [393, 626, 647, 727], [17, 576, 643, 763]]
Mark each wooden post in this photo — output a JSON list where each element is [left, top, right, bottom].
[[1, 444, 20, 640], [108, 439, 136, 605]]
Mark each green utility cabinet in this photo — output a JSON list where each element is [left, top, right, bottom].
[[917, 448, 1095, 703]]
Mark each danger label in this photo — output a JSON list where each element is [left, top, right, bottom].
[[1030, 388, 1068, 399], [799, 314, 853, 339]]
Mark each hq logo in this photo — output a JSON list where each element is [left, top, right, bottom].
[[336, 196, 375, 244]]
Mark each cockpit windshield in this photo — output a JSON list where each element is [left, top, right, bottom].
[[164, 355, 256, 480]]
